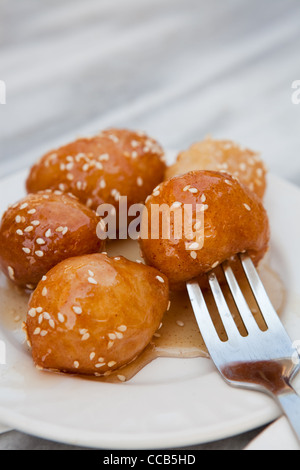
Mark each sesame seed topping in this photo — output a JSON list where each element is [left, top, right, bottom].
[[115, 331, 123, 339], [88, 277, 97, 285], [152, 190, 160, 197], [155, 275, 164, 283], [243, 203, 251, 211], [176, 320, 185, 327], [131, 151, 138, 158], [167, 301, 171, 311], [190, 251, 197, 259], [57, 313, 65, 323], [117, 375, 126, 382], [188, 187, 198, 193], [72, 306, 82, 315], [188, 242, 200, 250], [33, 328, 41, 335], [117, 325, 127, 332], [183, 185, 190, 192], [95, 363, 105, 368], [42, 287, 47, 296], [200, 194, 206, 203], [31, 220, 40, 226], [88, 270, 95, 277], [8, 266, 15, 280], [35, 251, 44, 257], [27, 209, 36, 215], [171, 201, 182, 209], [108, 333, 116, 340], [90, 352, 95, 360], [43, 312, 50, 320], [49, 320, 55, 328], [137, 176, 143, 186], [28, 308, 36, 317], [211, 261, 219, 269], [42, 275, 47, 281], [73, 361, 79, 369], [108, 361, 116, 368], [56, 226, 64, 232], [40, 330, 48, 336], [24, 226, 34, 233], [36, 238, 45, 245], [45, 229, 52, 237], [20, 203, 28, 210], [15, 215, 22, 223], [81, 333, 90, 341], [16, 229, 23, 236]]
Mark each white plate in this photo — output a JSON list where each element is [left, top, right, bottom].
[[0, 166, 300, 449], [245, 417, 300, 450]]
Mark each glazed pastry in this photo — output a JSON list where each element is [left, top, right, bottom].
[[25, 253, 169, 375], [165, 138, 267, 199], [26, 129, 166, 219], [139, 170, 270, 290], [0, 191, 104, 288]]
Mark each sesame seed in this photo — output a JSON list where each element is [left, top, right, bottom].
[[152, 190, 160, 197], [243, 203, 251, 211], [36, 307, 43, 313], [36, 238, 45, 245], [38, 314, 43, 324], [115, 331, 123, 339], [28, 308, 36, 317], [35, 251, 44, 257], [16, 229, 23, 236], [188, 242, 200, 250], [82, 163, 89, 172], [211, 261, 219, 269], [190, 251, 197, 259], [200, 194, 206, 203], [131, 151, 138, 158], [88, 277, 97, 285], [20, 203, 28, 210], [137, 176, 143, 186], [49, 320, 55, 328], [188, 187, 198, 193], [31, 220, 40, 226], [27, 209, 36, 215], [59, 183, 66, 191], [42, 287, 47, 296], [117, 375, 126, 382], [45, 229, 52, 238], [90, 352, 95, 360], [42, 275, 47, 281], [81, 333, 90, 341], [200, 204, 209, 212], [8, 266, 15, 280], [171, 201, 182, 209], [131, 140, 139, 148], [117, 325, 127, 332], [156, 275, 164, 283], [99, 179, 106, 189], [33, 328, 41, 335], [107, 341, 114, 349], [66, 173, 74, 181], [167, 301, 171, 311], [40, 330, 48, 336], [183, 185, 190, 192], [73, 361, 79, 369], [88, 270, 95, 277], [56, 226, 64, 232], [72, 306, 82, 315], [24, 226, 34, 232], [95, 363, 105, 368], [15, 215, 22, 223], [225, 179, 232, 185], [108, 361, 116, 368], [43, 312, 51, 320], [57, 313, 65, 323], [62, 227, 68, 235], [176, 320, 185, 327], [108, 333, 116, 340]]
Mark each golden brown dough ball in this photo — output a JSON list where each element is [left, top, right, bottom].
[[25, 253, 169, 375], [26, 129, 166, 216], [139, 170, 270, 290], [0, 191, 104, 289], [165, 138, 267, 199]]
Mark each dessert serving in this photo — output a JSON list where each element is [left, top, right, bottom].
[[25, 253, 169, 376], [26, 128, 166, 219], [0, 129, 282, 385], [165, 137, 267, 199], [139, 170, 270, 291], [0, 191, 104, 289]]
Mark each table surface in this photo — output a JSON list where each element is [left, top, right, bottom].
[[0, 0, 300, 450]]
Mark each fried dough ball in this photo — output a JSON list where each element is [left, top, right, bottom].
[[26, 129, 166, 217], [0, 191, 104, 289], [165, 138, 267, 199], [139, 171, 270, 290], [25, 253, 169, 376]]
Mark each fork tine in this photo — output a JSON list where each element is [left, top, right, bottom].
[[186, 280, 222, 351], [207, 272, 241, 340], [222, 261, 261, 335], [239, 253, 286, 331]]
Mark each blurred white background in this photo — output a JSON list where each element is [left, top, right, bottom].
[[1, 0, 300, 185]]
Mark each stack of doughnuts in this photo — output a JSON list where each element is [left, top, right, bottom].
[[0, 129, 270, 377]]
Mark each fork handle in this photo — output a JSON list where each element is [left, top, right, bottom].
[[275, 385, 300, 442]]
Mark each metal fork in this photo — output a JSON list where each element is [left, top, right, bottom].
[[187, 253, 300, 442]]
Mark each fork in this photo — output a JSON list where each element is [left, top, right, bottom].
[[187, 253, 300, 442]]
